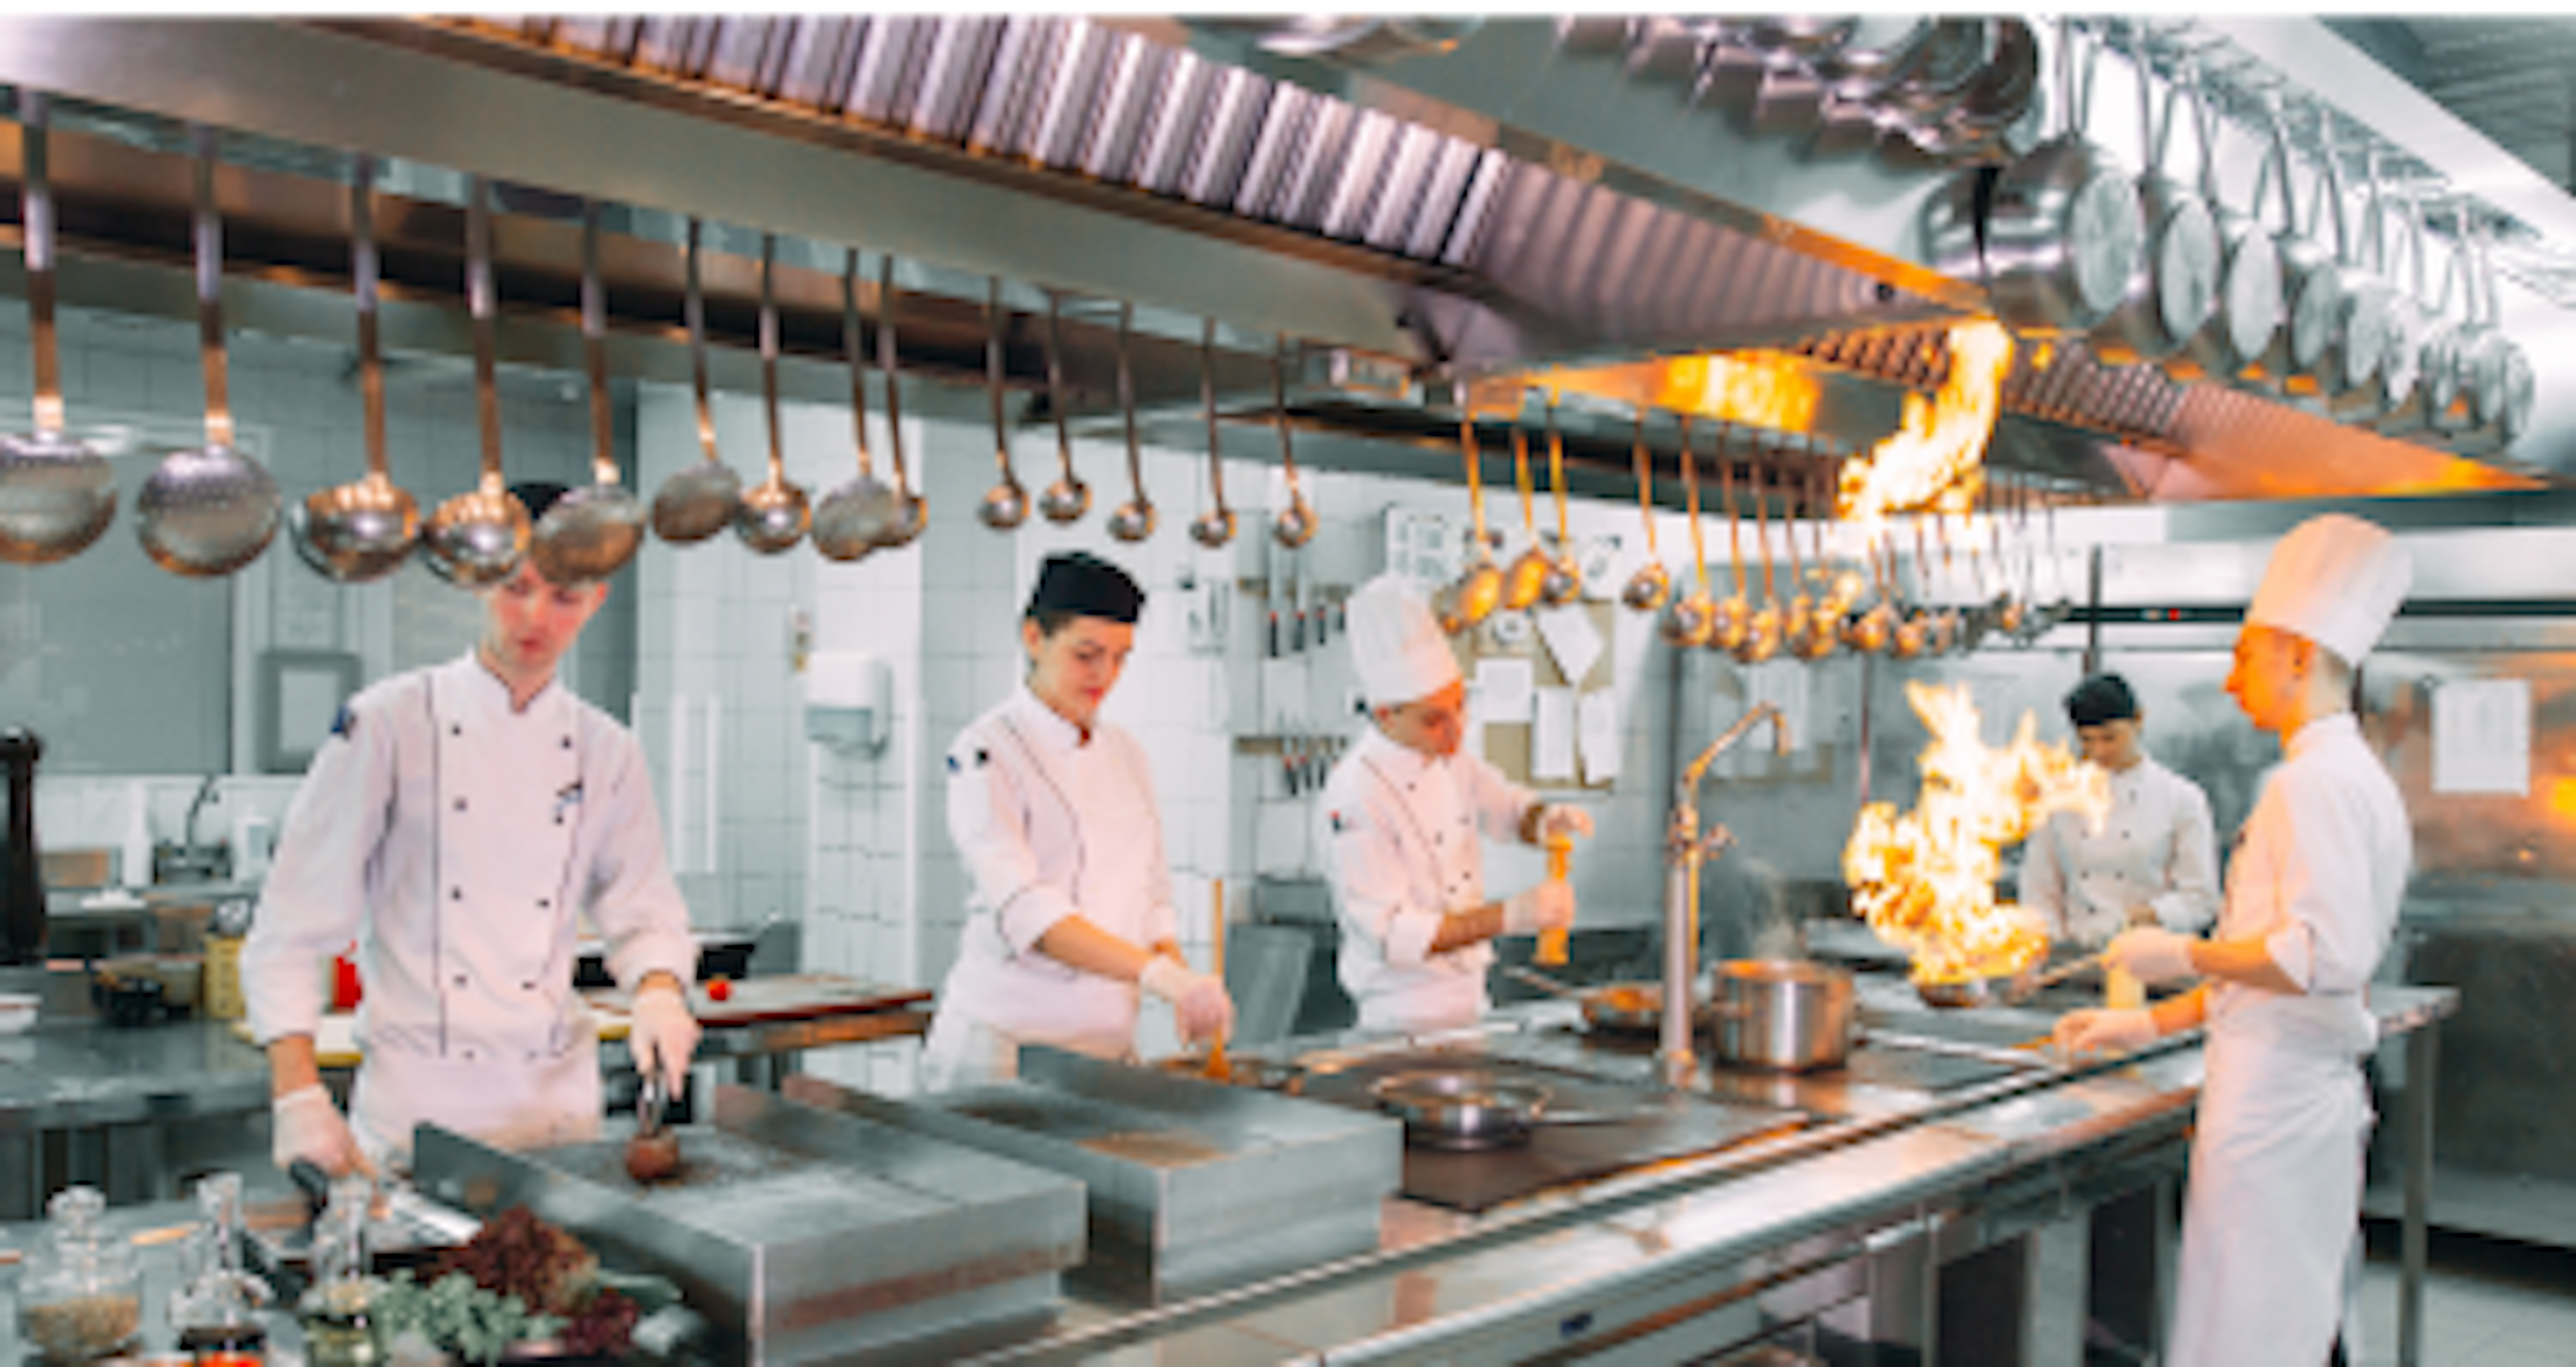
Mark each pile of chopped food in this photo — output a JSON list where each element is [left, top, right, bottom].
[[371, 1205, 637, 1363]]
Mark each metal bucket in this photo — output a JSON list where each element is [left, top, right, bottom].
[[1707, 959, 1856, 1071]]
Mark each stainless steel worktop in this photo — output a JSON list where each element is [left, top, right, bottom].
[[0, 1018, 270, 1133]]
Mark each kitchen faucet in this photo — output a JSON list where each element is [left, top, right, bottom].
[[1661, 702, 1790, 1087]]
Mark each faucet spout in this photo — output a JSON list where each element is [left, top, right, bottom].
[[1660, 702, 1789, 1087]]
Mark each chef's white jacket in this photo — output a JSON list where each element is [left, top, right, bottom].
[[923, 686, 1179, 1088], [1316, 727, 1537, 1034], [244, 653, 697, 1162], [2168, 712, 2412, 1366], [2019, 752, 2220, 948]]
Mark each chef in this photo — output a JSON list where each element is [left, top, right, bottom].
[[1317, 573, 1589, 1034], [2019, 672, 2220, 950], [920, 551, 1233, 1091], [247, 482, 702, 1176], [2057, 513, 2412, 1367]]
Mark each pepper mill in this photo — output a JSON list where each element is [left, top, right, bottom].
[[1535, 834, 1572, 967], [0, 728, 44, 967]]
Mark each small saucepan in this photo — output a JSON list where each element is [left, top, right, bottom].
[[1371, 1069, 1644, 1150], [1707, 959, 1856, 1071]]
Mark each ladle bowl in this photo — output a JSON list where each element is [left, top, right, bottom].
[[1189, 506, 1237, 548], [1108, 498, 1157, 543], [1273, 496, 1317, 549], [0, 429, 115, 565], [530, 484, 643, 584], [811, 476, 904, 562], [138, 443, 280, 579], [1660, 591, 1716, 648], [1501, 545, 1552, 612], [422, 482, 530, 587], [1710, 596, 1752, 653], [1540, 553, 1583, 607], [1621, 561, 1672, 612], [1843, 602, 1896, 654], [292, 471, 419, 584], [1040, 477, 1090, 525], [978, 478, 1029, 531], [735, 476, 810, 555], [1442, 559, 1504, 635], [652, 465, 742, 544]]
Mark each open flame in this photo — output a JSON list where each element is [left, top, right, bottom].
[[1841, 681, 2108, 984], [1836, 320, 2016, 527]]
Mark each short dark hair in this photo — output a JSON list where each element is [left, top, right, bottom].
[[1026, 608, 1079, 639], [2064, 673, 2139, 728]]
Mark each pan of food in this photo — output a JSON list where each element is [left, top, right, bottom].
[[1368, 1069, 1646, 1150]]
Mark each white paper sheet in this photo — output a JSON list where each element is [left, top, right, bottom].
[[2433, 678, 2531, 796], [1475, 657, 1536, 724], [1534, 687, 1577, 781], [1578, 689, 1622, 784], [1534, 604, 1605, 686]]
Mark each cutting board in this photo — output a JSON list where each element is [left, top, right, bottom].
[[584, 974, 931, 1030]]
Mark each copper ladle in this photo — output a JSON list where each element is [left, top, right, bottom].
[[1106, 303, 1156, 542], [292, 152, 419, 583], [810, 248, 902, 563], [420, 175, 529, 586], [525, 200, 644, 584], [0, 90, 115, 564], [1658, 414, 1716, 648], [873, 254, 926, 547], [1731, 439, 1782, 664], [1037, 290, 1090, 525], [733, 233, 811, 554], [1538, 393, 1582, 606], [1708, 421, 1752, 653], [1440, 402, 1502, 635], [1618, 408, 1670, 611], [649, 218, 743, 544], [1499, 396, 1552, 612], [1189, 317, 1237, 548], [1270, 336, 1316, 549], [978, 276, 1029, 531]]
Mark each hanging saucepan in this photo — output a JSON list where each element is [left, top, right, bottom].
[[2087, 24, 2218, 367], [1499, 400, 1551, 613], [1105, 303, 1157, 543], [1707, 422, 1752, 653], [2307, 113, 2397, 411], [1619, 410, 1670, 612], [649, 218, 744, 544], [294, 152, 421, 583], [810, 249, 903, 563], [525, 202, 644, 584], [2161, 54, 2283, 387], [978, 277, 1030, 532], [0, 91, 116, 565], [2422, 205, 2482, 437], [1369, 1069, 1649, 1150], [138, 125, 281, 578], [735, 233, 810, 555], [1900, 17, 2043, 165], [1189, 317, 1238, 549], [2260, 93, 2347, 400], [1538, 396, 1581, 606], [2465, 219, 2536, 447], [873, 254, 927, 547], [1037, 292, 1089, 526], [1691, 21, 1771, 123], [1872, 19, 2002, 129], [2351, 149, 2428, 431], [1657, 415, 1715, 649], [1806, 16, 1933, 158], [1269, 337, 1316, 549], [420, 176, 530, 586], [2373, 183, 2442, 439], [1966, 18, 2144, 337]]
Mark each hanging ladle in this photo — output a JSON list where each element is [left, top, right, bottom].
[[1538, 393, 1582, 606], [1037, 291, 1089, 525], [1499, 397, 1552, 612], [0, 90, 115, 565], [525, 200, 643, 584], [1189, 317, 1237, 548], [293, 152, 420, 583], [1888, 519, 1933, 659], [420, 176, 530, 586], [734, 233, 810, 554], [1440, 400, 1502, 635], [1843, 524, 1898, 655], [1792, 455, 1841, 661], [1731, 440, 1782, 665], [1994, 474, 2032, 643], [977, 276, 1030, 531], [1708, 421, 1752, 653], [649, 217, 744, 544], [1618, 408, 1670, 611], [873, 253, 926, 547], [1776, 442, 1817, 658], [810, 248, 902, 562], [1106, 302, 1156, 542], [138, 124, 280, 578], [1658, 414, 1715, 648], [1270, 336, 1316, 549]]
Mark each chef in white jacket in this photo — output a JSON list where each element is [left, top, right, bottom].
[[1316, 574, 1590, 1034], [920, 552, 1233, 1091], [2019, 672, 2220, 950], [247, 482, 702, 1175], [2057, 513, 2412, 1367]]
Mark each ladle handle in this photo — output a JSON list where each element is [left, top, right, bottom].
[[1273, 335, 1303, 498], [1718, 425, 1746, 597], [354, 154, 390, 482], [759, 234, 784, 481], [1629, 410, 1657, 555], [580, 201, 612, 484], [189, 125, 232, 451], [19, 91, 58, 433], [985, 276, 1013, 481], [1199, 317, 1228, 515], [466, 176, 501, 490], [875, 254, 908, 496], [686, 217, 718, 468], [1544, 394, 1568, 544], [840, 249, 873, 478], [1045, 292, 1075, 483], [1117, 302, 1144, 499], [1678, 414, 1706, 592]]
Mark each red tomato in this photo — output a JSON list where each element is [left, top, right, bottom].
[[706, 976, 732, 1003]]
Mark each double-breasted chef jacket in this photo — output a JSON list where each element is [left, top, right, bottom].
[[2167, 712, 2410, 1366], [1317, 726, 1538, 1035], [244, 652, 698, 1166], [922, 685, 1179, 1090], [2020, 751, 2220, 948]]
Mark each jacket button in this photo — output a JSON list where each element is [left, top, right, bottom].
[[450, 725, 462, 737], [451, 887, 464, 901], [561, 736, 574, 750], [454, 798, 468, 812], [522, 980, 537, 991], [537, 898, 551, 910], [453, 974, 468, 987]]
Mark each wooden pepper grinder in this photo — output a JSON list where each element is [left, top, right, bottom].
[[1535, 834, 1572, 967]]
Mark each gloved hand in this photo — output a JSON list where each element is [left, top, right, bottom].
[[629, 981, 702, 1094], [272, 1083, 371, 1177], [1501, 880, 1576, 936], [1535, 804, 1595, 844], [2053, 1007, 2160, 1057], [2105, 926, 2198, 985], [1140, 956, 1235, 1044]]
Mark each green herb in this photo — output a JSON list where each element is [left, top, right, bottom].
[[367, 1270, 564, 1366]]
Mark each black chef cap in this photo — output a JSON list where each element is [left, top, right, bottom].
[[509, 480, 572, 527], [1026, 551, 1145, 625], [2064, 673, 2139, 729]]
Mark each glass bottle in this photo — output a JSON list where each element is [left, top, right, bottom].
[[169, 1172, 271, 1362], [18, 1185, 142, 1363], [297, 1174, 382, 1367]]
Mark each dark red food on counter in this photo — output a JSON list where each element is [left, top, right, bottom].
[[561, 1287, 641, 1356], [624, 1130, 682, 1184], [433, 1205, 600, 1317]]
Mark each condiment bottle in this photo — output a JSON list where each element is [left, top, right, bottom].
[[297, 1174, 382, 1367], [19, 1185, 142, 1363], [169, 1171, 270, 1362]]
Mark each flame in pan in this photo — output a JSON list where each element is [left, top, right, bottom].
[[1842, 681, 2106, 985], [1836, 319, 2014, 527]]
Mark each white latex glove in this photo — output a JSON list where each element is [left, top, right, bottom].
[[1536, 804, 1596, 844], [1501, 880, 1576, 937], [2104, 926, 2198, 985], [272, 1083, 371, 1177], [1140, 956, 1234, 1044], [2053, 1007, 2160, 1058], [629, 982, 702, 1093]]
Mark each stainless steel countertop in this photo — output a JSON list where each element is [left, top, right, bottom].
[[0, 1018, 272, 1134]]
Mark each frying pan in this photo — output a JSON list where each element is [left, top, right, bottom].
[[2086, 23, 2218, 367], [1371, 1069, 1648, 1150], [1499, 964, 1707, 1036], [2262, 93, 2347, 399], [2308, 113, 2398, 410], [2161, 53, 2283, 387]]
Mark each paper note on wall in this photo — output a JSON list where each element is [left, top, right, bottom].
[[1535, 604, 1604, 686], [1533, 687, 1577, 781], [2432, 677, 2531, 796], [1476, 657, 1536, 724], [1578, 690, 1621, 785]]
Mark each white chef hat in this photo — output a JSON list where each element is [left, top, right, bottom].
[[2244, 512, 2412, 663], [1348, 573, 1461, 708]]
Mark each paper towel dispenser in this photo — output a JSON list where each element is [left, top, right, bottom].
[[805, 651, 890, 755]]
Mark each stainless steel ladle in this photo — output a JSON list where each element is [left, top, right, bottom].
[[293, 152, 419, 584], [1189, 317, 1237, 548], [420, 176, 530, 586], [1658, 415, 1716, 648], [734, 233, 810, 555], [0, 91, 115, 565], [810, 248, 903, 563], [873, 254, 926, 547], [1106, 302, 1156, 543], [978, 276, 1030, 531], [649, 217, 743, 544], [1036, 291, 1089, 525], [1270, 336, 1316, 549], [1619, 408, 1671, 612], [1440, 403, 1502, 635], [525, 201, 644, 584], [138, 123, 280, 578], [1538, 394, 1582, 606]]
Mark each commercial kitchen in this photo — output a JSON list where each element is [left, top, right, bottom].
[[0, 11, 2570, 1365]]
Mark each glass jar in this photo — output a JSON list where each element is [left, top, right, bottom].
[[18, 1185, 143, 1362], [297, 1174, 382, 1367], [168, 1172, 271, 1363]]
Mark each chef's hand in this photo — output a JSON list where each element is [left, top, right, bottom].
[[628, 981, 702, 1094], [2104, 926, 2197, 985], [272, 1083, 372, 1178], [1536, 804, 1595, 844], [2053, 1007, 2159, 1057], [1502, 881, 1576, 936], [1140, 956, 1234, 1044]]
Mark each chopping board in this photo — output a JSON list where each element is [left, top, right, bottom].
[[584, 974, 930, 1030]]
